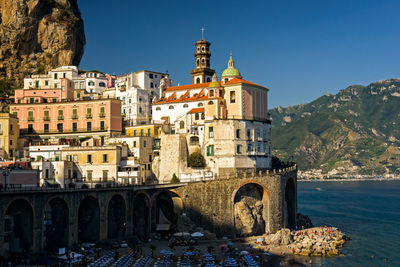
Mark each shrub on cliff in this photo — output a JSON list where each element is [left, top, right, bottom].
[[170, 173, 180, 183], [188, 151, 206, 167]]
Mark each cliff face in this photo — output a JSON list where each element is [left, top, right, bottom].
[[0, 0, 85, 84]]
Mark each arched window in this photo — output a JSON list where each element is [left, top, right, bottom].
[[201, 59, 205, 66], [206, 77, 211, 82], [208, 101, 214, 105], [99, 82, 106, 87], [196, 78, 200, 84], [197, 59, 200, 67], [156, 107, 161, 111], [179, 121, 185, 129], [183, 104, 189, 108], [202, 47, 205, 51], [169, 105, 174, 109], [198, 103, 203, 107]]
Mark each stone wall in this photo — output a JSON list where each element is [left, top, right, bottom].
[[175, 166, 297, 237]]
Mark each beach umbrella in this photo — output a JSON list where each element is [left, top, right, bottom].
[[184, 251, 194, 256], [203, 253, 213, 257], [240, 250, 249, 255], [227, 242, 234, 246], [218, 244, 228, 248], [191, 232, 204, 238], [256, 237, 264, 242]]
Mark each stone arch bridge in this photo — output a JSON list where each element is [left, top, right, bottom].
[[0, 166, 296, 256]]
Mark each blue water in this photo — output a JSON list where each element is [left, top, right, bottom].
[[295, 180, 400, 267]]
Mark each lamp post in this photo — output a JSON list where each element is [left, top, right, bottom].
[[2, 167, 10, 190]]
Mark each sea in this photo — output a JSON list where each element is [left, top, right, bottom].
[[293, 179, 400, 267]]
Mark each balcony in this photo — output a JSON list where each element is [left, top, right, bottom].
[[86, 114, 92, 119], [58, 115, 64, 120], [28, 117, 34, 121], [99, 113, 106, 118], [21, 127, 110, 135], [72, 114, 78, 119], [43, 117, 50, 121]]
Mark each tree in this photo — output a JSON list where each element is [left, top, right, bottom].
[[170, 173, 180, 183], [188, 151, 206, 167], [0, 78, 15, 98]]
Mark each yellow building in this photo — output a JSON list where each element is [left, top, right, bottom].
[[125, 123, 162, 138], [0, 113, 20, 159]]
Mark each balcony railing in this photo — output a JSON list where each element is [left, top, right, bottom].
[[58, 115, 64, 120], [72, 114, 78, 119], [28, 117, 34, 121], [43, 117, 50, 121], [20, 127, 111, 135], [86, 114, 92, 119], [99, 113, 105, 118]]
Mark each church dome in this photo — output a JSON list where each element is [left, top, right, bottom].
[[221, 53, 241, 78], [208, 73, 221, 88]]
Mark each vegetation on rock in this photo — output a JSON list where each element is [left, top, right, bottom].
[[170, 173, 180, 183], [188, 151, 206, 168]]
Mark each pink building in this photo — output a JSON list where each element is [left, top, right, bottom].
[[106, 74, 117, 88], [10, 77, 122, 142]]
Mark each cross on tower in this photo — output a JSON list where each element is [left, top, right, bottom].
[[201, 27, 205, 39]]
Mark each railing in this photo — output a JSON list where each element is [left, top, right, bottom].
[[43, 117, 50, 121], [20, 127, 111, 135], [58, 115, 64, 120], [72, 115, 78, 119], [99, 113, 105, 118], [28, 117, 34, 121], [86, 114, 92, 119]]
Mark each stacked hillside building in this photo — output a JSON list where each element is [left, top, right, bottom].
[[0, 38, 271, 188]]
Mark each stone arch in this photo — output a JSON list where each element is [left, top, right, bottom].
[[4, 199, 34, 254], [43, 197, 69, 251], [150, 190, 184, 232], [285, 177, 296, 229], [232, 181, 270, 237], [133, 192, 151, 240], [78, 196, 100, 244], [107, 194, 126, 240]]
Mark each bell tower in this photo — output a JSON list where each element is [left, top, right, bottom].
[[190, 38, 215, 84]]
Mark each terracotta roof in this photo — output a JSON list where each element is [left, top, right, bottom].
[[188, 108, 204, 113], [154, 88, 221, 105], [224, 78, 269, 90], [165, 82, 219, 92]]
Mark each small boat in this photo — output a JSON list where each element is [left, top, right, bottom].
[[315, 187, 324, 191]]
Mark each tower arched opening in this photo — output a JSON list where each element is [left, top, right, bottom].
[[78, 196, 100, 243], [107, 194, 126, 240]]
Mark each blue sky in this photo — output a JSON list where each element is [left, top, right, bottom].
[[78, 0, 400, 108]]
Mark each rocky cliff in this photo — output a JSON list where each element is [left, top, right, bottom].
[[0, 0, 85, 85]]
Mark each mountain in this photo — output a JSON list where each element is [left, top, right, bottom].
[[269, 79, 400, 176], [0, 0, 85, 87]]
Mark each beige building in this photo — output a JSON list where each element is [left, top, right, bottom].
[[0, 113, 20, 159]]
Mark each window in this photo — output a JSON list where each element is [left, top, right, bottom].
[[144, 140, 147, 147], [169, 105, 174, 109], [99, 106, 105, 117], [87, 170, 92, 181], [72, 122, 77, 132], [230, 91, 236, 103], [247, 129, 251, 139], [183, 104, 189, 108], [45, 80, 48, 86], [180, 121, 185, 129], [201, 58, 205, 66], [57, 123, 63, 133], [88, 81, 95, 86], [207, 145, 214, 156], [198, 103, 203, 107], [209, 126, 214, 138], [150, 82, 154, 88], [43, 110, 49, 121], [256, 129, 260, 139], [77, 92, 80, 98], [13, 112, 17, 117], [149, 73, 153, 78], [139, 107, 142, 113], [54, 73, 58, 79], [190, 136, 199, 145], [197, 59, 200, 67], [134, 130, 137, 136], [237, 144, 242, 154], [100, 121, 105, 130], [72, 108, 78, 119], [87, 154, 92, 163], [102, 170, 108, 181], [156, 107, 161, 111], [263, 130, 267, 141], [99, 82, 106, 87], [140, 129, 144, 136], [30, 98, 34, 104], [58, 109, 63, 120], [52, 99, 57, 103], [87, 108, 92, 118], [247, 144, 252, 153], [147, 128, 151, 136], [195, 113, 199, 120], [209, 90, 214, 97], [103, 154, 108, 163], [45, 169, 49, 179], [87, 121, 92, 131], [63, 73, 66, 78], [236, 129, 241, 139], [196, 78, 200, 84], [28, 124, 33, 133], [148, 164, 151, 170], [28, 111, 34, 121], [134, 141, 137, 147], [44, 124, 49, 133], [35, 81, 39, 88]]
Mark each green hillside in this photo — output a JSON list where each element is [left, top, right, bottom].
[[270, 79, 400, 176]]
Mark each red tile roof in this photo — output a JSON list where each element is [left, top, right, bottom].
[[165, 82, 212, 92], [188, 108, 204, 113], [224, 78, 269, 90]]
